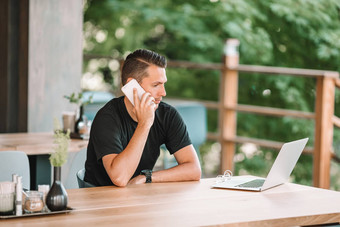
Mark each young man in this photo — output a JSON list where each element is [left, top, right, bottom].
[[84, 49, 201, 187]]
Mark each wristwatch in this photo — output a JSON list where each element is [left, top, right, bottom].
[[140, 169, 152, 183]]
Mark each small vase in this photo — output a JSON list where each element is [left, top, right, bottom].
[[46, 167, 68, 211], [74, 105, 85, 135]]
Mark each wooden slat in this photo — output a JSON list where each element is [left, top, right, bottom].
[[334, 116, 340, 129], [207, 132, 219, 141], [225, 136, 314, 154], [237, 65, 339, 78], [168, 60, 223, 70], [335, 78, 340, 89], [232, 104, 315, 119], [164, 98, 220, 109]]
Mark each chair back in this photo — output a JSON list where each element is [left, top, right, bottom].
[[175, 104, 207, 157], [76, 168, 95, 188], [83, 91, 114, 121], [0, 151, 30, 189], [162, 101, 207, 170], [64, 148, 87, 189]]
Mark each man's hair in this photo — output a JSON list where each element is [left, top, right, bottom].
[[121, 49, 167, 85]]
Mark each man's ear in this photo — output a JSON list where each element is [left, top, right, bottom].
[[126, 77, 133, 84]]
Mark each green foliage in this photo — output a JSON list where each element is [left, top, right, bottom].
[[50, 119, 70, 167], [64, 92, 93, 106]]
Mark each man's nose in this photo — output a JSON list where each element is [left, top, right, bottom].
[[160, 85, 166, 97]]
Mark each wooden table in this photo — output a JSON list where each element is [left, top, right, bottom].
[[0, 132, 88, 189], [0, 132, 88, 154], [1, 179, 340, 226]]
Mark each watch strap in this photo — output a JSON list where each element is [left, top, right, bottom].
[[141, 169, 152, 183]]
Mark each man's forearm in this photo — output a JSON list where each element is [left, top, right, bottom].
[[104, 124, 151, 186], [151, 161, 201, 183]]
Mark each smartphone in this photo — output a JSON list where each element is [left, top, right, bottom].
[[121, 79, 146, 106]]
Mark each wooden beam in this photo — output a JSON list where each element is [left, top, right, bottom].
[[18, 0, 29, 132], [220, 39, 240, 173], [0, 0, 9, 133], [313, 77, 335, 188]]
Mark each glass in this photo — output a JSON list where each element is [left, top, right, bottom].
[[24, 191, 44, 214], [0, 181, 15, 215], [215, 170, 233, 183], [38, 185, 50, 212], [0, 193, 15, 215]]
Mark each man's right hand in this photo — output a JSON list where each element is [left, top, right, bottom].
[[133, 88, 155, 129]]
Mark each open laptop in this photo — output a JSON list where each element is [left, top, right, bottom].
[[212, 138, 309, 191]]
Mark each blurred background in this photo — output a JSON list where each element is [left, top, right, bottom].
[[81, 0, 340, 190]]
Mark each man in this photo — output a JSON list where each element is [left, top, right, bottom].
[[84, 49, 201, 187]]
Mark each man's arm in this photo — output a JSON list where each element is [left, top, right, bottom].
[[128, 144, 201, 185], [102, 123, 150, 187], [102, 90, 155, 187]]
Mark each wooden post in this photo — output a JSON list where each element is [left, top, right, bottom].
[[313, 76, 335, 188], [220, 39, 240, 173]]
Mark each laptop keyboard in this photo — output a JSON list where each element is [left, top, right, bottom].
[[235, 179, 265, 188]]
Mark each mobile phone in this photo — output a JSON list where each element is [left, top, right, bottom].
[[121, 79, 146, 106]]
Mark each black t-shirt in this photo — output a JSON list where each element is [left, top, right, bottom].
[[84, 96, 191, 186]]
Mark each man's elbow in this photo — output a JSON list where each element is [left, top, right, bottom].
[[191, 163, 202, 180], [111, 176, 129, 187]]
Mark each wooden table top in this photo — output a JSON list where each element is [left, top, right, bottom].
[[0, 132, 88, 155], [1, 178, 340, 226]]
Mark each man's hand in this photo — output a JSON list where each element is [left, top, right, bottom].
[[133, 88, 156, 128], [127, 175, 146, 185]]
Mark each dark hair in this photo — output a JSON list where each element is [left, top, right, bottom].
[[121, 49, 167, 85]]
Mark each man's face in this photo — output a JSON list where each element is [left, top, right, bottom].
[[140, 65, 167, 109]]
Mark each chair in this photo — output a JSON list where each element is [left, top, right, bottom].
[[162, 101, 207, 169], [82, 91, 115, 121], [0, 151, 30, 189], [64, 148, 87, 189], [76, 168, 95, 188]]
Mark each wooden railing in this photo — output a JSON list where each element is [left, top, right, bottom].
[[84, 42, 340, 189]]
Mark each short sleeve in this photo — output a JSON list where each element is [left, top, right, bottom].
[[90, 110, 124, 161]]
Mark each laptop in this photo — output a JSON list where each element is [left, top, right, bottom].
[[212, 138, 309, 191]]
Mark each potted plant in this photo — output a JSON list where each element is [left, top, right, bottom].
[[46, 119, 70, 211], [63, 92, 93, 136]]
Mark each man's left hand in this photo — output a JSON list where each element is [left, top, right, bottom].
[[127, 175, 146, 185]]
